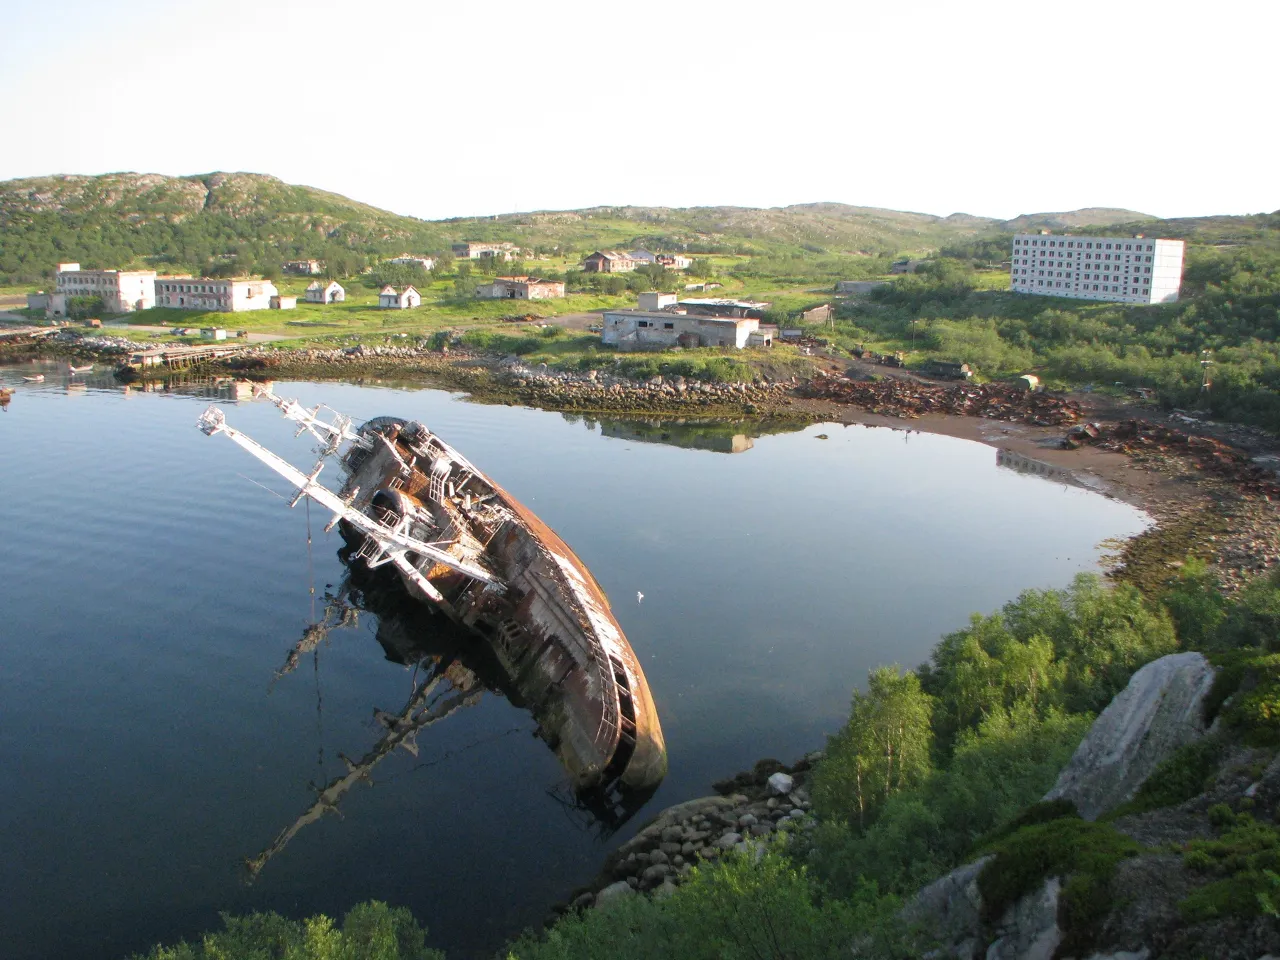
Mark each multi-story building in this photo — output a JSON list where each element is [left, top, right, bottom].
[[49, 262, 157, 317], [1010, 233, 1184, 304], [154, 277, 279, 312]]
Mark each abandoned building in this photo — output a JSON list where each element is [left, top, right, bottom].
[[269, 295, 297, 310], [305, 280, 345, 304], [155, 277, 278, 312], [282, 259, 324, 275], [475, 276, 565, 300], [378, 285, 421, 309], [600, 310, 770, 349], [637, 291, 679, 311], [582, 251, 639, 273], [835, 280, 888, 295], [889, 259, 928, 274], [384, 254, 436, 271], [677, 298, 771, 320], [49, 263, 157, 317], [801, 303, 832, 323], [452, 241, 518, 260]]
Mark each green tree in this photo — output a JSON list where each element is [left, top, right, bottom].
[[813, 666, 934, 827]]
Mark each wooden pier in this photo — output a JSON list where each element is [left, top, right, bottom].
[[123, 342, 248, 373]]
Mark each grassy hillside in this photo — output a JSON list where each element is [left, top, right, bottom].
[[0, 170, 1156, 284]]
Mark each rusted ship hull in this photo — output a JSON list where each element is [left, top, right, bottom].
[[340, 417, 666, 792], [197, 393, 665, 796]]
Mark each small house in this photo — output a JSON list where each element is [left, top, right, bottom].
[[201, 327, 228, 341], [656, 254, 692, 270], [306, 280, 345, 304], [475, 276, 565, 300], [269, 295, 297, 310], [637, 292, 679, 311], [582, 251, 639, 273], [601, 310, 761, 350], [378, 285, 421, 310]]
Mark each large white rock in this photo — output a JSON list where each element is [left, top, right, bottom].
[[1044, 652, 1216, 820]]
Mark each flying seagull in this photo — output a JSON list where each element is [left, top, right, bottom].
[[637, 591, 644, 604]]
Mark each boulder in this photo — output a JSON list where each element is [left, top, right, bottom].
[[767, 772, 794, 795], [900, 856, 990, 959], [595, 880, 635, 904], [985, 878, 1061, 960], [1044, 652, 1216, 820]]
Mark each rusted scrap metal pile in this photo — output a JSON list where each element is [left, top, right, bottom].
[[800, 375, 1083, 426], [1073, 419, 1280, 498]]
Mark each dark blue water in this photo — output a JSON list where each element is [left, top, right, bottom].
[[0, 364, 1147, 959]]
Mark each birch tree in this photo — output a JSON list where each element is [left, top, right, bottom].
[[813, 666, 934, 829]]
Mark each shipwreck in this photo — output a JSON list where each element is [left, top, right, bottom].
[[197, 387, 667, 796]]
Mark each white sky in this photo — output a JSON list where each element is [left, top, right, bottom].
[[2, 0, 1276, 222]]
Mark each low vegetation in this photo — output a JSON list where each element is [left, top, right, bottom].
[[128, 562, 1280, 958]]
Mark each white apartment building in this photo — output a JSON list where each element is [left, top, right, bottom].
[[155, 277, 279, 312], [1010, 234, 1184, 304], [50, 262, 157, 316]]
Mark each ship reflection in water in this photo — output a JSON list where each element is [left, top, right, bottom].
[[248, 550, 656, 882]]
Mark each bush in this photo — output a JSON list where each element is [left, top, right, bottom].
[[505, 847, 880, 960], [130, 901, 442, 960], [1106, 737, 1225, 818], [1179, 814, 1280, 922], [978, 818, 1142, 957]]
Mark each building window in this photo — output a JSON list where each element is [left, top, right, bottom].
[[663, 322, 674, 330]]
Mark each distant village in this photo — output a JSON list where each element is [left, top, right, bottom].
[[25, 229, 1186, 353]]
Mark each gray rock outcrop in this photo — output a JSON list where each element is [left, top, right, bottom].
[[1044, 652, 1216, 820], [901, 857, 991, 959], [985, 878, 1061, 960]]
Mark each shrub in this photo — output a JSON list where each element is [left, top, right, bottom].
[[1179, 814, 1280, 922], [130, 901, 442, 960], [505, 847, 878, 960], [978, 818, 1142, 957], [1105, 737, 1225, 819]]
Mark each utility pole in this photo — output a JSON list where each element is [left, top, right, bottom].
[[1199, 349, 1214, 411]]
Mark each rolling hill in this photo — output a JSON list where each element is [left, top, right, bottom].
[[0, 169, 1248, 286]]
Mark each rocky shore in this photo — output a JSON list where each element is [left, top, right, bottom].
[[9, 332, 1280, 592], [554, 756, 820, 916]]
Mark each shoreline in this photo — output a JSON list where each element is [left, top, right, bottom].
[[6, 334, 1278, 594]]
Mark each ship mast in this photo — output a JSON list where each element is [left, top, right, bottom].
[[251, 384, 364, 457], [197, 407, 499, 602]]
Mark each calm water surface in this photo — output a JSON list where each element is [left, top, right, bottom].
[[0, 365, 1148, 959]]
